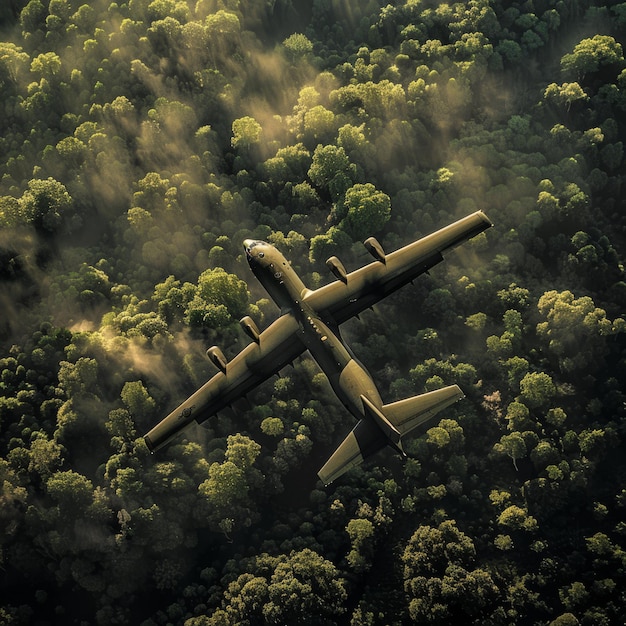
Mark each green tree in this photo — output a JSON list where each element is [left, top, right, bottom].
[[30, 52, 61, 80], [338, 183, 391, 241], [186, 267, 249, 327], [308, 144, 356, 200], [231, 116, 262, 150], [19, 177, 74, 233], [519, 372, 556, 410], [263, 549, 347, 624], [282, 33, 313, 62], [497, 432, 528, 471], [346, 518, 375, 572], [561, 35, 624, 80], [403, 521, 498, 623], [58, 358, 98, 398], [0, 459, 27, 543], [28, 435, 63, 478], [0, 42, 30, 89], [497, 505, 538, 532], [20, 0, 46, 33], [544, 82, 589, 111], [199, 435, 262, 534], [120, 381, 156, 422], [537, 290, 622, 374], [46, 470, 94, 516]]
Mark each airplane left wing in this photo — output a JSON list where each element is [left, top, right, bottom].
[[305, 211, 492, 324], [144, 313, 304, 451]]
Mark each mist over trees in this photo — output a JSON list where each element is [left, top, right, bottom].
[[0, 0, 625, 624]]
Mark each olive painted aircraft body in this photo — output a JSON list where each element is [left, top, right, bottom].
[[144, 211, 492, 484]]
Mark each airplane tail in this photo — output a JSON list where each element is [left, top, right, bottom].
[[318, 385, 464, 485]]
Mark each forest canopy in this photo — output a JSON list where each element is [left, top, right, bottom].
[[1, 0, 626, 625]]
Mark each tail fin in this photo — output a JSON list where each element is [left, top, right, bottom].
[[383, 384, 464, 435], [317, 386, 464, 485], [361, 395, 403, 450]]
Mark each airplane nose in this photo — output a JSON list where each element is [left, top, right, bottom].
[[243, 239, 254, 256]]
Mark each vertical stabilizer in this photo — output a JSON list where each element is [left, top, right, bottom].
[[360, 395, 404, 453]]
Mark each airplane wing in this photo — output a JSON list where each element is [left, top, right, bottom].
[[304, 211, 492, 324], [144, 313, 304, 451]]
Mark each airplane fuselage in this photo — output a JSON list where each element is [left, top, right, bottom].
[[244, 239, 382, 420]]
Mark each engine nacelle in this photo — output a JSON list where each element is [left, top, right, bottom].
[[326, 256, 348, 283], [364, 237, 386, 263], [206, 346, 227, 373], [240, 315, 260, 343]]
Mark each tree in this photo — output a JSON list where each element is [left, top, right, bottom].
[[303, 105, 336, 144], [19, 177, 74, 233], [231, 116, 262, 150], [561, 35, 624, 80], [309, 226, 352, 264], [120, 381, 156, 422], [204, 10, 241, 66], [308, 144, 356, 200], [263, 549, 347, 624], [403, 521, 498, 623], [536, 290, 622, 374], [30, 52, 61, 80], [58, 358, 98, 398], [346, 518, 375, 572], [28, 435, 63, 478], [497, 432, 527, 471], [186, 267, 249, 327], [550, 614, 580, 626], [224, 433, 261, 471], [0, 459, 27, 542], [20, 0, 46, 33], [0, 42, 29, 89], [46, 470, 94, 516], [544, 82, 589, 111], [338, 183, 391, 241], [519, 372, 556, 410], [497, 505, 538, 532], [198, 435, 262, 534], [282, 33, 313, 62]]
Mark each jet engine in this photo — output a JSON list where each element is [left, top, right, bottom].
[[326, 256, 348, 283], [364, 237, 386, 263], [206, 346, 227, 373], [240, 316, 260, 343]]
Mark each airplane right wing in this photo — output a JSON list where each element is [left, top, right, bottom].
[[144, 312, 304, 451], [305, 211, 492, 324]]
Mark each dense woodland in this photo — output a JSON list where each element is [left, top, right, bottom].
[[1, 0, 626, 624]]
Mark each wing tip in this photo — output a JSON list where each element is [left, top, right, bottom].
[[476, 210, 493, 228], [144, 434, 155, 453]]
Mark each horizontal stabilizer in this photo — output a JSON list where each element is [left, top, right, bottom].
[[318, 424, 370, 486], [318, 386, 464, 485], [383, 384, 464, 435]]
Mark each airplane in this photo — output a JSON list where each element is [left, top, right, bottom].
[[143, 211, 492, 484]]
